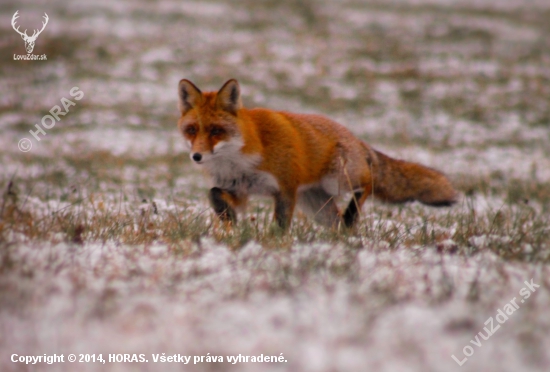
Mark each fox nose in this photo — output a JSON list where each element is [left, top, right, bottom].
[[192, 153, 202, 162]]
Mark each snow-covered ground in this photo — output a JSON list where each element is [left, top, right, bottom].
[[0, 0, 549, 371], [1, 240, 549, 372]]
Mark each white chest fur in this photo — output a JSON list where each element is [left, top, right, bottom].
[[202, 139, 279, 197]]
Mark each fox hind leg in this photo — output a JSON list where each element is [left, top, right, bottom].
[[342, 187, 371, 228]]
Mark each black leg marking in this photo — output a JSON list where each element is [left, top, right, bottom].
[[343, 191, 363, 228], [424, 200, 455, 207], [274, 193, 292, 230], [208, 187, 236, 223]]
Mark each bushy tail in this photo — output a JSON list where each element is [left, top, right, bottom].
[[371, 151, 457, 206]]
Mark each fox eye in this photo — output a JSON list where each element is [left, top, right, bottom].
[[185, 126, 197, 135], [210, 127, 225, 136]]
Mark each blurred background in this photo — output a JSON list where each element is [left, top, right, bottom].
[[1, 0, 550, 197]]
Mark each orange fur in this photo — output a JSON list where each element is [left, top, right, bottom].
[[177, 79, 457, 230]]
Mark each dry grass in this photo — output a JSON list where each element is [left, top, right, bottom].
[[2, 169, 549, 260]]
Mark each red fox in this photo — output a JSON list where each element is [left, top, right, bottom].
[[177, 79, 457, 230]]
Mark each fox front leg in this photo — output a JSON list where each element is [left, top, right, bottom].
[[273, 191, 296, 231], [208, 187, 237, 223]]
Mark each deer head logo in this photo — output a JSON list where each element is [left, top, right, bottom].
[[11, 11, 49, 54]]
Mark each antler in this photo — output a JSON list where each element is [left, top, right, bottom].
[[29, 13, 49, 39], [11, 10, 28, 38], [31, 12, 50, 37], [11, 11, 49, 40]]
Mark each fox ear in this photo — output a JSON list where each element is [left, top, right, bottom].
[[178, 79, 203, 114], [216, 79, 242, 115]]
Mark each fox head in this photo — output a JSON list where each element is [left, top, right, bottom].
[[177, 79, 243, 164]]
